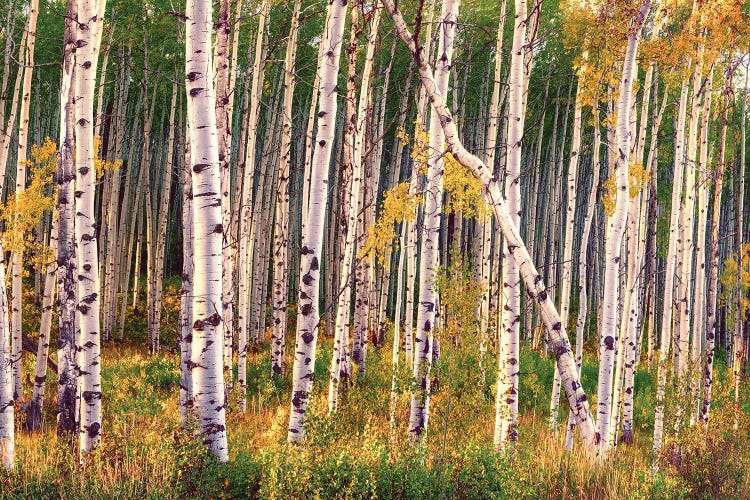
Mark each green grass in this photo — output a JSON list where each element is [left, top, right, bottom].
[[3, 284, 750, 498]]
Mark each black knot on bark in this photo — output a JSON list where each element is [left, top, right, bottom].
[[301, 331, 314, 344], [604, 335, 615, 350], [206, 313, 221, 326], [300, 303, 312, 316], [310, 257, 319, 271], [537, 290, 547, 302], [87, 421, 100, 438], [213, 223, 223, 234]]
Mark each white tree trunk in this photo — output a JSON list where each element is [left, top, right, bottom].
[[495, 0, 526, 449], [408, 0, 458, 441], [595, 0, 650, 456], [185, 0, 228, 461], [287, 0, 348, 442], [271, 0, 301, 379], [238, 0, 268, 402], [10, 0, 39, 404], [0, 241, 12, 470], [75, 0, 106, 458]]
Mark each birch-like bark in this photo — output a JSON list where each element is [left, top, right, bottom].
[[26, 219, 57, 431], [179, 113, 194, 423], [495, 0, 526, 449], [75, 0, 106, 458], [595, 0, 650, 456], [238, 0, 267, 401], [0, 242, 12, 469], [271, 0, 301, 379], [409, 0, 458, 441], [479, 0, 507, 386], [214, 0, 234, 390], [56, 0, 78, 437], [551, 74, 584, 432], [10, 0, 39, 404], [653, 76, 690, 464], [329, 4, 363, 411], [384, 0, 599, 455], [565, 97, 601, 450], [186, 0, 228, 461], [700, 72, 731, 426], [691, 70, 712, 424], [733, 68, 747, 430], [676, 56, 704, 378], [287, 0, 348, 442]]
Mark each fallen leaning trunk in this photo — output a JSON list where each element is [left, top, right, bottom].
[[382, 0, 599, 455]]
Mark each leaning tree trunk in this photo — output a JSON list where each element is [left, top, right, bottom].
[[75, 0, 106, 459], [185, 0, 228, 461], [287, 0, 348, 442], [384, 0, 599, 455]]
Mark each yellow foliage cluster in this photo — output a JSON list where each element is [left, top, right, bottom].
[[358, 181, 420, 264], [409, 120, 430, 174], [94, 136, 123, 178], [600, 162, 651, 216], [719, 243, 750, 329], [442, 151, 488, 220], [1, 138, 57, 263]]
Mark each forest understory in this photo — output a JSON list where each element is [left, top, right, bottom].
[[1, 0, 750, 497], [0, 281, 748, 499]]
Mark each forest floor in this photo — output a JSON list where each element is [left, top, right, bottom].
[[1, 284, 750, 498]]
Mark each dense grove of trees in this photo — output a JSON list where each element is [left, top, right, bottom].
[[0, 0, 748, 483]]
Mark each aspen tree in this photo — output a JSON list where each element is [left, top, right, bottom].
[[691, 69, 712, 423], [384, 0, 599, 455], [733, 66, 747, 430], [271, 0, 301, 381], [595, 0, 650, 457], [409, 0, 459, 441], [552, 71, 584, 433], [676, 52, 704, 378], [287, 0, 348, 442], [180, 113, 194, 423], [26, 219, 57, 432], [214, 0, 234, 387], [329, 3, 363, 412], [566, 97, 601, 450], [149, 80, 178, 354], [10, 0, 39, 404], [0, 240, 11, 469], [495, 0, 526, 449], [185, 0, 228, 460], [56, 0, 78, 437], [75, 0, 106, 457], [479, 0, 507, 386], [238, 0, 268, 396], [701, 69, 732, 426]]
